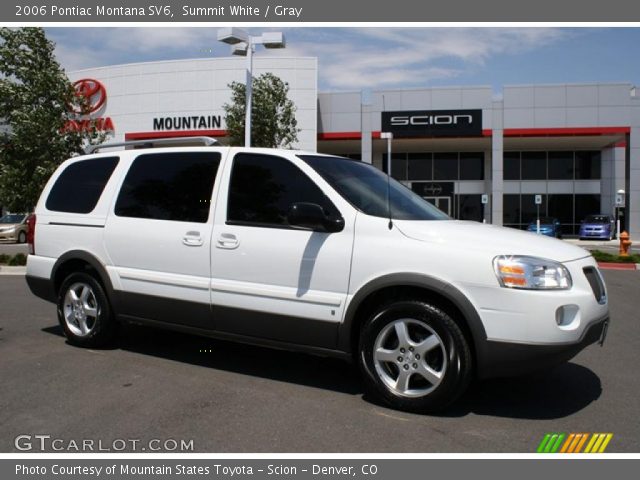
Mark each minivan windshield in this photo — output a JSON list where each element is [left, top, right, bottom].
[[299, 155, 449, 221], [0, 214, 25, 224]]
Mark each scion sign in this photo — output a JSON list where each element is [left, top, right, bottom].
[[382, 109, 482, 137]]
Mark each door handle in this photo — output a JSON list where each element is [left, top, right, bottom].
[[182, 231, 203, 247], [217, 233, 239, 249]]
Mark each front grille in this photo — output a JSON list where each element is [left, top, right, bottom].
[[584, 267, 606, 304]]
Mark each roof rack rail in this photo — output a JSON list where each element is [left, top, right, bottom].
[[84, 136, 219, 154]]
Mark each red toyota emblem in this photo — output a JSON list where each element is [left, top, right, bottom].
[[71, 78, 107, 115]]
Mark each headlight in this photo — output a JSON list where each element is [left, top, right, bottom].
[[0, 227, 15, 233], [493, 255, 572, 290]]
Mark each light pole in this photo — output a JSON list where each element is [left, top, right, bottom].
[[217, 28, 286, 147]]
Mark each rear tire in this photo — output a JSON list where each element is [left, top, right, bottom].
[[18, 231, 26, 244], [57, 272, 117, 347], [358, 300, 472, 413]]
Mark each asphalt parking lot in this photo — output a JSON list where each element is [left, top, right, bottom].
[[0, 271, 638, 453]]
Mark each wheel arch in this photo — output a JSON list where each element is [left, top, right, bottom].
[[339, 273, 487, 362], [52, 250, 114, 299]]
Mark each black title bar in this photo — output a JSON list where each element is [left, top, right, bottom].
[[3, 0, 640, 22]]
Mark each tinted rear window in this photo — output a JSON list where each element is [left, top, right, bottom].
[[46, 157, 119, 213], [115, 152, 221, 223]]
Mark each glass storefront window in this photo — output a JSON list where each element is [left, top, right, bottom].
[[575, 151, 601, 180], [433, 153, 458, 180], [575, 194, 601, 223], [521, 151, 547, 180], [547, 194, 574, 235], [383, 153, 408, 180], [457, 194, 483, 222], [383, 151, 485, 182], [504, 193, 601, 235], [503, 194, 520, 227], [503, 152, 520, 180], [548, 151, 574, 180], [391, 154, 408, 180], [547, 194, 574, 224], [408, 153, 433, 180], [459, 152, 484, 180]]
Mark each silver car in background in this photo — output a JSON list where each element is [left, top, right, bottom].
[[0, 213, 28, 243]]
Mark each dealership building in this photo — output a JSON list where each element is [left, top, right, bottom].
[[67, 57, 640, 238]]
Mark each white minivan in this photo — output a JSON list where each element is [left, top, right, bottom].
[[26, 138, 609, 412]]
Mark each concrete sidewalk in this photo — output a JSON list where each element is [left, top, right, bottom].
[[0, 266, 26, 275]]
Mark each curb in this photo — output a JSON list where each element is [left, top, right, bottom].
[[0, 265, 26, 275], [597, 262, 640, 271]]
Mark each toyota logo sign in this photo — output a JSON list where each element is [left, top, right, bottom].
[[71, 78, 107, 115]]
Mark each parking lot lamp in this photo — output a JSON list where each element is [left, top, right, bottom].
[[217, 28, 286, 147]]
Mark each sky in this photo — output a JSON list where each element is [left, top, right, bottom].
[[46, 27, 640, 93]]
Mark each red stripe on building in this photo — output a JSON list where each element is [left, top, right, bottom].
[[504, 127, 630, 137], [125, 130, 227, 141], [317, 132, 363, 141], [318, 129, 494, 141]]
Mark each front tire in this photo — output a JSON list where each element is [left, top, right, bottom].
[[18, 231, 26, 243], [358, 300, 472, 413], [57, 272, 117, 347]]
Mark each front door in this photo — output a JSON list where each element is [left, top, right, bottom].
[[210, 152, 355, 349]]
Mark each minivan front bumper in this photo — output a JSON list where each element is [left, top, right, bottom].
[[476, 315, 608, 379]]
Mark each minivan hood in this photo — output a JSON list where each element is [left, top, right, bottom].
[[394, 220, 590, 263]]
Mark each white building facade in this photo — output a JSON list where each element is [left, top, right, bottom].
[[67, 59, 640, 239], [68, 56, 318, 150]]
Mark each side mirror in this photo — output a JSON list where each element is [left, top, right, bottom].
[[287, 202, 344, 233]]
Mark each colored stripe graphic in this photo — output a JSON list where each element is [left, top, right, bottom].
[[584, 433, 614, 453], [537, 434, 551, 453], [560, 433, 575, 453], [538, 433, 613, 453], [537, 433, 565, 453], [574, 433, 589, 453]]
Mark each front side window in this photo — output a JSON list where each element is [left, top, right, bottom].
[[227, 153, 339, 228], [115, 152, 220, 223], [46, 157, 119, 213], [299, 155, 449, 221]]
